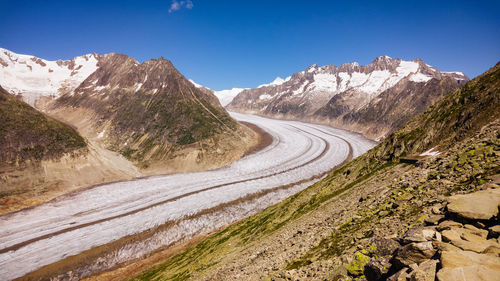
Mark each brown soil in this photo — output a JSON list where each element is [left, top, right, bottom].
[[239, 121, 273, 156]]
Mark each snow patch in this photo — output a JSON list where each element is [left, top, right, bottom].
[[349, 72, 369, 88], [409, 73, 432, 83], [396, 61, 419, 76], [97, 129, 106, 139], [258, 76, 291, 88], [310, 73, 337, 91], [214, 88, 248, 106], [188, 79, 203, 88], [420, 147, 441, 157], [293, 80, 309, 96], [358, 70, 391, 94]]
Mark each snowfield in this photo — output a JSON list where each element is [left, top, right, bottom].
[[0, 113, 375, 280]]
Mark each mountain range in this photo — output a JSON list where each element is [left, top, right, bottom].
[[227, 56, 469, 140], [0, 48, 258, 213]]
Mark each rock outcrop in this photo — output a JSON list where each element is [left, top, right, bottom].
[[351, 186, 500, 281]]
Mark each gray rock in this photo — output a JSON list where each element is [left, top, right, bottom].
[[387, 268, 409, 281], [370, 237, 401, 256], [393, 242, 437, 267], [424, 215, 444, 225], [364, 256, 392, 281], [402, 227, 439, 244]]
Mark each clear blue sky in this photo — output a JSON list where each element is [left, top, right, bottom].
[[1, 0, 499, 90]]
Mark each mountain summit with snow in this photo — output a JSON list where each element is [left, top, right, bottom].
[[189, 79, 248, 106], [228, 56, 468, 140], [0, 48, 103, 106]]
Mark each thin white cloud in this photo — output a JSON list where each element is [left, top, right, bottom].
[[169, 0, 194, 13]]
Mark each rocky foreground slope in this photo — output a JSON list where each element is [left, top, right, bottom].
[[127, 62, 499, 281], [228, 56, 469, 140]]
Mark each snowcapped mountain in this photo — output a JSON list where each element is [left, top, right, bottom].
[[189, 79, 248, 106], [213, 88, 249, 106], [228, 56, 469, 140], [0, 48, 102, 106]]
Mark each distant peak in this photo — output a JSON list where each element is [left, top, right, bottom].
[[372, 55, 395, 63]]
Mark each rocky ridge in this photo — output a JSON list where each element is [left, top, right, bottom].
[[228, 56, 468, 140]]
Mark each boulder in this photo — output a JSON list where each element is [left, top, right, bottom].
[[364, 256, 392, 281], [433, 241, 461, 252], [440, 250, 500, 270], [463, 224, 489, 238], [369, 237, 401, 256], [408, 259, 438, 281], [424, 215, 444, 225], [446, 189, 500, 220], [393, 242, 436, 267], [441, 227, 500, 253], [345, 251, 371, 276], [489, 225, 500, 238], [387, 268, 409, 281], [483, 245, 500, 257], [402, 226, 439, 244], [437, 265, 500, 281], [436, 220, 463, 231]]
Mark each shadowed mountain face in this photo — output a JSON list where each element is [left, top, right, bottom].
[[0, 86, 86, 166], [53, 53, 241, 164], [228, 56, 469, 140]]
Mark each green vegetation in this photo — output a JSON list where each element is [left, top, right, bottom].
[[0, 87, 86, 164], [57, 76, 238, 164]]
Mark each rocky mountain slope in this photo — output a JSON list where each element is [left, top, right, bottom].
[[0, 85, 86, 167], [50, 53, 257, 172], [0, 48, 259, 213], [0, 85, 141, 214], [228, 56, 469, 140], [127, 62, 499, 280]]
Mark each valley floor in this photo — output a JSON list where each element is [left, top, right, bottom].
[[0, 113, 374, 281]]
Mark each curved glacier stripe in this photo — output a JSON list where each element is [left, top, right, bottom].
[[0, 112, 375, 280]]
